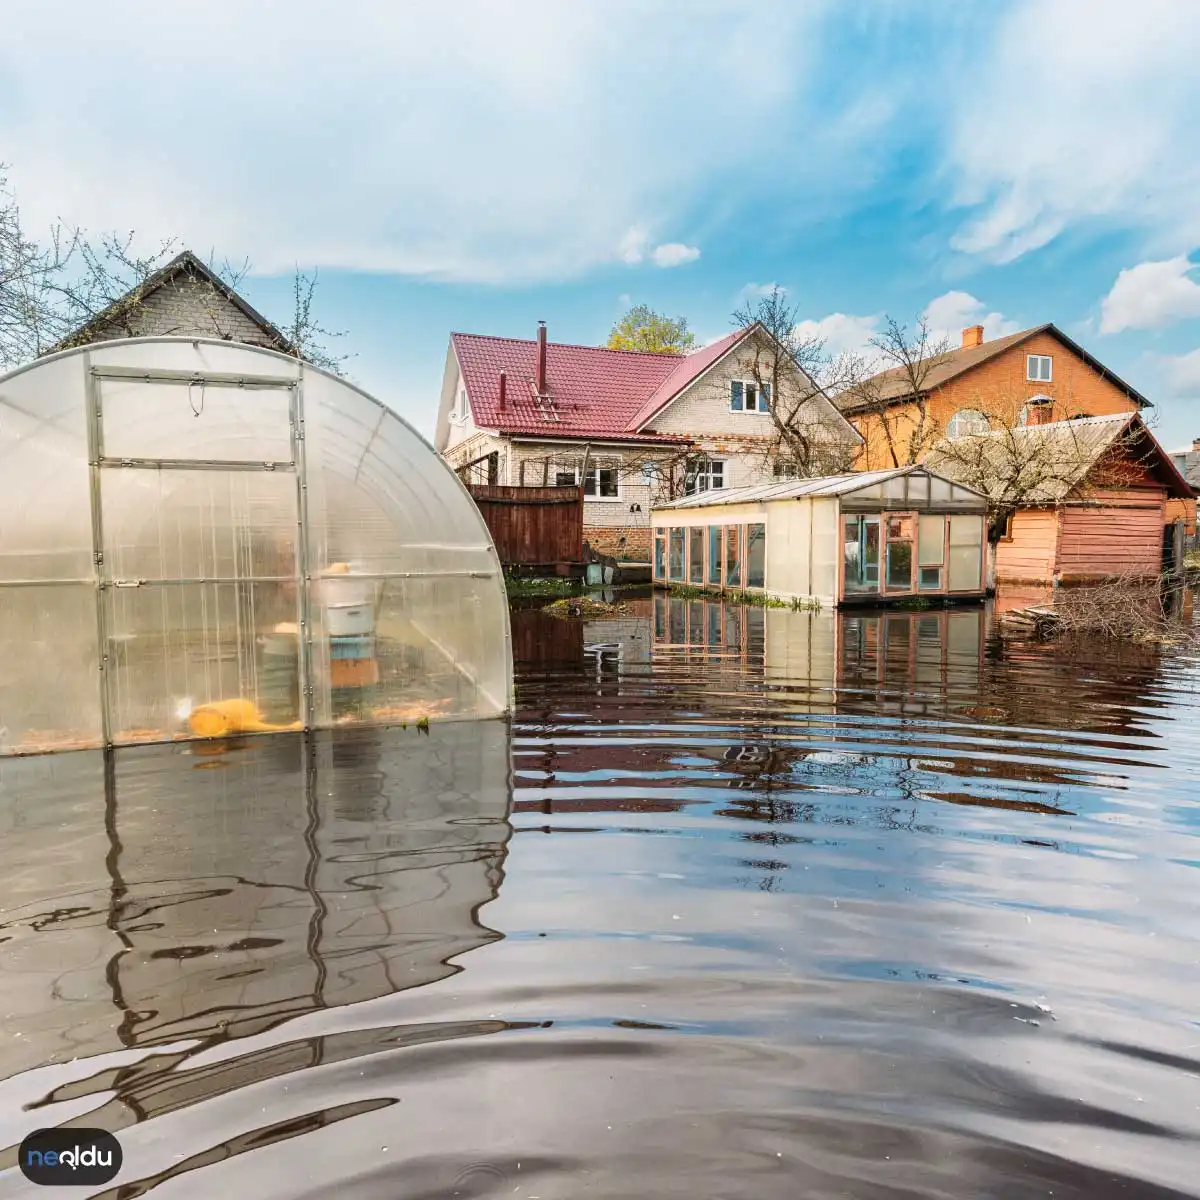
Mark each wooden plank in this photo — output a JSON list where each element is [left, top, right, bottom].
[[467, 484, 584, 566]]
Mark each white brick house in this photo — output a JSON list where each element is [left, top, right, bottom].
[[435, 322, 863, 558], [50, 250, 295, 355]]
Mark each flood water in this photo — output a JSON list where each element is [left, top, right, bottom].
[[1, 593, 1198, 1198]]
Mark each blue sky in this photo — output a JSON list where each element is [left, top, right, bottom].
[[3, 1, 1199, 448]]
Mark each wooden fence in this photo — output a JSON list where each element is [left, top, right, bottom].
[[467, 485, 584, 567]]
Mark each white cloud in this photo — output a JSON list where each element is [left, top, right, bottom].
[[0, 1, 826, 284], [1100, 257, 1200, 334], [921, 291, 1021, 347], [650, 243, 700, 269], [792, 312, 881, 357], [617, 228, 648, 266], [1162, 349, 1200, 398], [740, 282, 786, 300], [945, 0, 1200, 263]]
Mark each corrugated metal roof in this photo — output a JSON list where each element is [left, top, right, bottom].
[[451, 329, 745, 440], [654, 465, 985, 510], [925, 413, 1193, 503]]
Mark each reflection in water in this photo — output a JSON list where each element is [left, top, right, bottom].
[[1, 598, 1198, 1199]]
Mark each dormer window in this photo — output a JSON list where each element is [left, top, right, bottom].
[[1027, 354, 1052, 383], [731, 380, 771, 413]]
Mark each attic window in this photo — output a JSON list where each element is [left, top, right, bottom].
[[731, 380, 770, 413], [453, 388, 469, 422], [1027, 354, 1052, 383]]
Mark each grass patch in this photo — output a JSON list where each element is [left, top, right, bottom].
[[664, 584, 820, 612], [504, 575, 582, 598]]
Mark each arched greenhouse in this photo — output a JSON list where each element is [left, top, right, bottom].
[[0, 338, 512, 756]]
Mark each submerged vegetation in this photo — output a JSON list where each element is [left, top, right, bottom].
[[664, 584, 820, 612]]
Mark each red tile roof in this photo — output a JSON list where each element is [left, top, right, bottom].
[[451, 328, 749, 441]]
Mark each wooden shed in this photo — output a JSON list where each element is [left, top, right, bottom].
[[650, 467, 989, 608], [927, 414, 1196, 586]]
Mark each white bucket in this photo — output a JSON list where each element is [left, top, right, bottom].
[[327, 602, 375, 637]]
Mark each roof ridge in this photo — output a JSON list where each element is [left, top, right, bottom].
[[451, 331, 692, 361]]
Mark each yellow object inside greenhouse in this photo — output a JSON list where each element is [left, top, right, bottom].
[[187, 698, 303, 739]]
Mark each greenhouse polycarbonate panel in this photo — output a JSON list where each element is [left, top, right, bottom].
[[98, 377, 295, 463], [104, 581, 300, 745], [948, 515, 984, 591], [0, 585, 102, 755], [0, 339, 513, 753], [0, 354, 94, 581], [100, 468, 299, 582], [302, 371, 497, 576], [309, 575, 509, 726]]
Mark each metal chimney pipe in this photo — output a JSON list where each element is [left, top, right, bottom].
[[536, 321, 547, 395], [499, 370, 507, 411]]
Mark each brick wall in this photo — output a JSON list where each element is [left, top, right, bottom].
[[585, 524, 652, 560], [86, 277, 282, 348], [854, 331, 1144, 471]]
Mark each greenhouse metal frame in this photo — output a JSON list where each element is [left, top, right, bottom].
[[0, 338, 513, 756]]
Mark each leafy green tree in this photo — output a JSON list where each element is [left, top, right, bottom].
[[607, 304, 695, 355]]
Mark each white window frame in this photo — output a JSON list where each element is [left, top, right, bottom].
[[557, 460, 621, 500], [730, 379, 771, 414], [946, 408, 990, 438], [683, 457, 725, 496], [452, 387, 470, 423], [1026, 354, 1052, 383]]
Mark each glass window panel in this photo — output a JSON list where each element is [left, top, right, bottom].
[[844, 516, 880, 593], [948, 545, 983, 591], [724, 525, 742, 587], [101, 469, 298, 581], [688, 602, 704, 644], [906, 473, 929, 503], [730, 381, 744, 411], [707, 602, 722, 645], [919, 566, 942, 590], [99, 378, 294, 463], [689, 527, 704, 583], [0, 355, 94, 582], [886, 541, 913, 590], [668, 529, 685, 581], [918, 515, 946, 567], [949, 514, 983, 546], [0, 584, 102, 755], [707, 527, 722, 584], [654, 531, 666, 580], [885, 476, 907, 499], [654, 593, 667, 640], [746, 523, 766, 588]]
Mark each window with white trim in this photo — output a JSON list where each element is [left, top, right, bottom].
[[553, 464, 619, 498], [683, 458, 725, 495], [1027, 354, 1052, 382], [584, 463, 619, 499], [453, 387, 469, 422], [946, 408, 989, 438], [730, 379, 771, 413]]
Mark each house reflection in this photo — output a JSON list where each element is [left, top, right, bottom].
[[0, 721, 512, 1076], [514, 591, 1183, 828]]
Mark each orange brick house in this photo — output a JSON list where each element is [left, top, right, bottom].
[[837, 323, 1196, 534]]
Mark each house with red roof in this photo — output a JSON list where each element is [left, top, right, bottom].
[[435, 321, 862, 558]]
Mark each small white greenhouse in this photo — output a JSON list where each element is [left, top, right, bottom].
[[0, 338, 513, 756], [651, 466, 990, 608]]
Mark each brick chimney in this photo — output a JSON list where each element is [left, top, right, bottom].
[[962, 325, 984, 349], [536, 321, 547, 395], [498, 370, 507, 412]]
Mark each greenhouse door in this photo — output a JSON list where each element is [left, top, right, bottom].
[[92, 371, 304, 747]]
